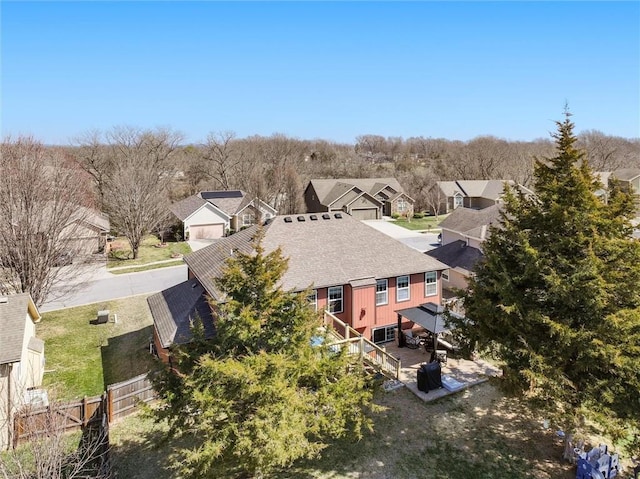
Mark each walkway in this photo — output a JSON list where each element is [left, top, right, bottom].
[[383, 342, 502, 402]]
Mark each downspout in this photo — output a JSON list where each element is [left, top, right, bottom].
[[6, 363, 12, 450]]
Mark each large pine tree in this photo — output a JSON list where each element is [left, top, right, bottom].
[[459, 112, 640, 449], [152, 230, 378, 478]]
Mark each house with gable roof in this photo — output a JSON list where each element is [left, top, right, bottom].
[[426, 205, 502, 294], [304, 178, 414, 220], [170, 190, 277, 240], [147, 212, 448, 363], [0, 293, 45, 450], [595, 168, 640, 216], [430, 180, 533, 214]]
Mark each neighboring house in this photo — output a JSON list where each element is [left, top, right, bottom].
[[63, 206, 111, 257], [426, 205, 501, 294], [170, 190, 277, 240], [429, 180, 533, 214], [595, 168, 640, 216], [0, 293, 45, 450], [148, 213, 448, 363], [304, 178, 415, 220]]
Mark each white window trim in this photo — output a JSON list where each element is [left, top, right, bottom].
[[372, 325, 396, 344], [376, 279, 388, 306], [242, 213, 255, 227], [328, 286, 343, 314], [396, 275, 410, 302], [425, 271, 438, 297], [308, 290, 317, 311]]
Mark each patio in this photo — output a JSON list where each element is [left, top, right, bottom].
[[382, 341, 502, 402]]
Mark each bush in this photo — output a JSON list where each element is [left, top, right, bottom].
[[413, 211, 425, 219], [391, 213, 401, 219]]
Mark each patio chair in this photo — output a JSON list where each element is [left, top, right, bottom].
[[404, 330, 423, 349]]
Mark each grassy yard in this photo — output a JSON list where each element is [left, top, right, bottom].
[[109, 381, 615, 479], [107, 235, 191, 269], [391, 214, 448, 231], [37, 296, 156, 400]]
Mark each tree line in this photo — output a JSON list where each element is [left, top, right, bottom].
[[1, 127, 638, 306]]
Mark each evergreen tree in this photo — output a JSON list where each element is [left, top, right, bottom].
[[152, 229, 377, 478], [457, 112, 640, 451]]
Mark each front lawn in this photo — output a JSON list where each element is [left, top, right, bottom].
[[107, 235, 191, 269], [391, 214, 448, 231], [38, 295, 156, 400]]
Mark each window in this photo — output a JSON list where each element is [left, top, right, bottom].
[[242, 213, 256, 227], [442, 269, 449, 281], [396, 275, 410, 302], [454, 195, 463, 208], [307, 290, 317, 311], [425, 271, 438, 297], [376, 279, 388, 305], [397, 198, 407, 212], [327, 286, 343, 313], [372, 326, 396, 344]]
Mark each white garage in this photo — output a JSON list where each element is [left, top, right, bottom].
[[189, 223, 225, 239]]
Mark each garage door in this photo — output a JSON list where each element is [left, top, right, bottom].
[[190, 223, 224, 239], [350, 208, 378, 220]]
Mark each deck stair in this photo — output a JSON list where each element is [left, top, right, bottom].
[[323, 311, 401, 379]]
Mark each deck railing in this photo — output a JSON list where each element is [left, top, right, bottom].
[[323, 311, 401, 379]]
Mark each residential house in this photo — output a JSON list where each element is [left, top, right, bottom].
[[304, 178, 414, 220], [170, 190, 277, 240], [429, 180, 533, 214], [0, 294, 45, 450], [426, 205, 501, 295], [148, 213, 448, 363], [595, 168, 640, 216], [63, 206, 111, 257]]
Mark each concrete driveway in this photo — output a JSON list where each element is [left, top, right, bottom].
[[362, 219, 440, 253]]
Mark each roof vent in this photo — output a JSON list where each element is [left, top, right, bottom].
[[284, 217, 293, 223], [334, 213, 342, 219], [322, 213, 330, 220], [297, 216, 306, 222], [0, 297, 7, 304], [309, 214, 318, 221]]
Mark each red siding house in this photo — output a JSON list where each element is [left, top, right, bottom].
[[148, 212, 448, 362]]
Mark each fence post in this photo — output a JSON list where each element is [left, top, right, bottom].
[[83, 396, 88, 427], [107, 388, 113, 424]]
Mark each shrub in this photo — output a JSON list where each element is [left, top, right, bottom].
[[413, 211, 425, 219], [391, 213, 401, 219]]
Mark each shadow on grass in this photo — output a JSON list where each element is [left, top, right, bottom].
[[101, 325, 156, 388]]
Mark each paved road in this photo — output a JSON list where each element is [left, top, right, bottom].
[[361, 220, 440, 253], [41, 264, 188, 312]]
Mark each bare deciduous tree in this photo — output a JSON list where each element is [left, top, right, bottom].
[[0, 137, 94, 306], [102, 127, 183, 259], [200, 131, 243, 190], [0, 395, 110, 479]]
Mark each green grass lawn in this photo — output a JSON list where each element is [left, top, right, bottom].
[[107, 235, 191, 269], [109, 260, 185, 275], [391, 214, 448, 231], [38, 296, 157, 400], [109, 382, 584, 479]]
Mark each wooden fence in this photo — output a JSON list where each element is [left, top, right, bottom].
[[107, 373, 156, 422], [13, 373, 157, 448]]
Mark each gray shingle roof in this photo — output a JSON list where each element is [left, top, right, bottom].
[[147, 280, 215, 349], [439, 205, 502, 238], [425, 240, 483, 272], [437, 180, 528, 200], [185, 213, 448, 301], [170, 195, 208, 221], [610, 168, 640, 182], [309, 178, 405, 206], [0, 293, 40, 364]]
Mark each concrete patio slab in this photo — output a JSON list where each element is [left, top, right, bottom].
[[382, 342, 502, 402]]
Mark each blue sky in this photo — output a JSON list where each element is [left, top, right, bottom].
[[2, 1, 639, 145]]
